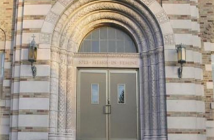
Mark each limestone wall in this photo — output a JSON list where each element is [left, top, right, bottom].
[[0, 0, 213, 140], [162, 0, 206, 139], [199, 0, 214, 139], [9, 0, 51, 139]]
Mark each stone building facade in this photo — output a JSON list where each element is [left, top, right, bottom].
[[0, 0, 214, 140]]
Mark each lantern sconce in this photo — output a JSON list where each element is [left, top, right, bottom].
[[28, 35, 37, 78], [177, 44, 186, 78], [211, 102, 214, 109]]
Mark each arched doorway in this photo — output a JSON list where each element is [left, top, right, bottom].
[[44, 0, 174, 140], [77, 26, 139, 140]]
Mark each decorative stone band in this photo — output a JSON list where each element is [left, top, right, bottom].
[[167, 112, 205, 118], [166, 78, 203, 84], [168, 129, 206, 134]]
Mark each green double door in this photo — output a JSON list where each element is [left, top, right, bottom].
[[77, 70, 138, 140]]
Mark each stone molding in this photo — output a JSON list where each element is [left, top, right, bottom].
[[41, 0, 175, 48], [73, 53, 140, 58], [73, 53, 140, 68], [43, 0, 175, 140]]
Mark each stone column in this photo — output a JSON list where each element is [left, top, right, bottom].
[[149, 51, 158, 136], [49, 48, 60, 137], [66, 55, 76, 140], [58, 51, 67, 135], [141, 52, 151, 138], [142, 46, 167, 140], [157, 46, 167, 139]]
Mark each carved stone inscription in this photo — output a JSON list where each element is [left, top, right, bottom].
[[74, 58, 139, 68]]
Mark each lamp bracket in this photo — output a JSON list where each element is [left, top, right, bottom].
[[178, 63, 183, 78], [31, 63, 37, 78]]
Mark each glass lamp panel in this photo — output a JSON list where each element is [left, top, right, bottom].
[[177, 46, 186, 63], [28, 46, 36, 62], [181, 47, 186, 62], [28, 48, 33, 60], [34, 47, 37, 61], [177, 47, 182, 62]]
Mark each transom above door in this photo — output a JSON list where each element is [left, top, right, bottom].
[[79, 27, 137, 53], [71, 26, 140, 69], [77, 69, 139, 140]]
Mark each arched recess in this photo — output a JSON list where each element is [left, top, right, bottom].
[[39, 0, 175, 140]]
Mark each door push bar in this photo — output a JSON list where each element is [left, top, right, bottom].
[[104, 105, 111, 114]]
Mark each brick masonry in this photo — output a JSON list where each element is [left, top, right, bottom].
[[0, 0, 14, 140], [199, 0, 214, 139], [0, 0, 214, 140]]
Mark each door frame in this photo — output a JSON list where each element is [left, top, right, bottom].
[[77, 69, 140, 140]]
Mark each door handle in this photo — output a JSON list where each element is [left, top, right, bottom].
[[104, 105, 111, 114]]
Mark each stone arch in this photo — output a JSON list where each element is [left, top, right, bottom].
[[40, 0, 175, 140], [40, 0, 175, 49]]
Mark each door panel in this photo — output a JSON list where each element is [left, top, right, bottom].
[[77, 71, 107, 140], [77, 70, 138, 140], [109, 72, 137, 140]]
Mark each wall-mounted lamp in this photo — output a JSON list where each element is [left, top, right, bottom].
[[211, 102, 214, 109], [177, 44, 186, 78], [0, 27, 6, 100], [28, 35, 37, 78]]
